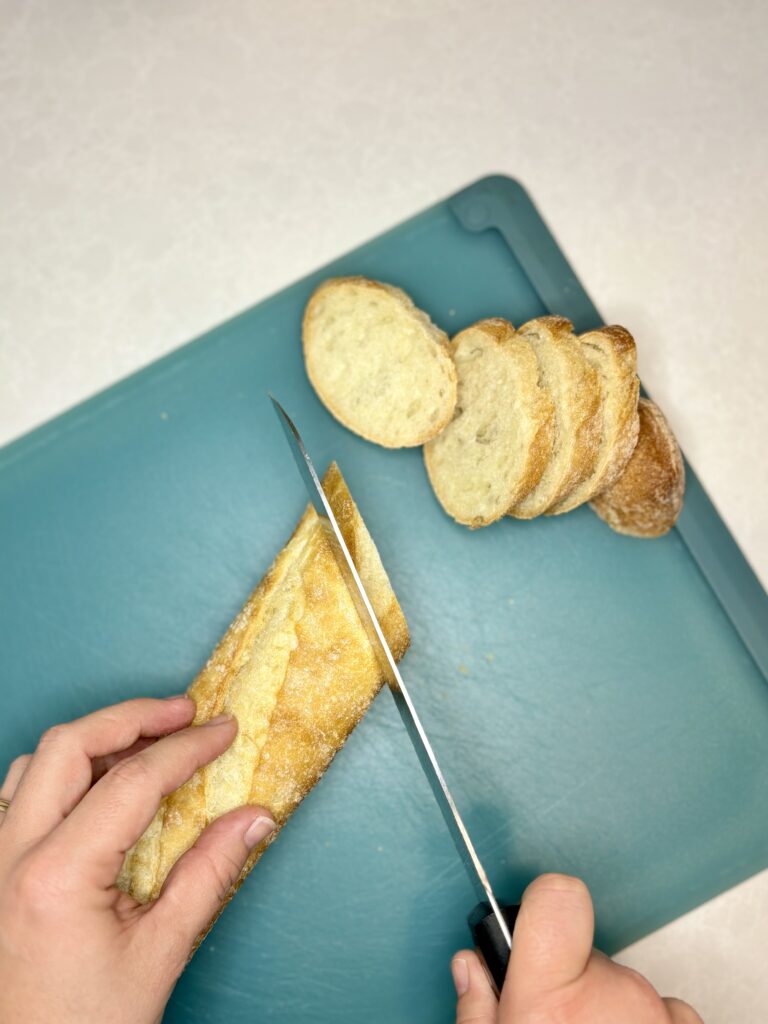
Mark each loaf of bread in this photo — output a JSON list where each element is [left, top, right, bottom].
[[117, 464, 409, 930], [509, 317, 601, 519], [303, 277, 457, 447], [590, 398, 685, 537], [547, 326, 640, 515], [423, 318, 554, 527]]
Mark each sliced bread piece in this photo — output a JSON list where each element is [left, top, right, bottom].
[[547, 325, 640, 514], [590, 398, 685, 537], [509, 316, 601, 519], [423, 318, 554, 528], [303, 276, 457, 447]]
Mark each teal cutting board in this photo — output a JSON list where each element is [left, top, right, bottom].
[[2, 176, 767, 1023]]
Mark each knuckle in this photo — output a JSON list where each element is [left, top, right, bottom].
[[107, 753, 153, 789], [13, 855, 66, 913], [97, 710, 124, 732], [9, 754, 32, 775], [37, 723, 70, 750], [2, 754, 32, 791]]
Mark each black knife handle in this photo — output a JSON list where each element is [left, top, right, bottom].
[[468, 901, 520, 995]]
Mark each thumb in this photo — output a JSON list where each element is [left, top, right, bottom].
[[452, 949, 498, 1024], [502, 873, 594, 1009], [149, 804, 276, 954]]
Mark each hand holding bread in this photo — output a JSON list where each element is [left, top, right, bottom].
[[303, 276, 684, 537]]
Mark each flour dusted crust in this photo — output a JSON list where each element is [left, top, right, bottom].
[[590, 398, 685, 537], [117, 464, 409, 947], [303, 276, 457, 447]]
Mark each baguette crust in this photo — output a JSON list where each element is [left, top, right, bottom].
[[117, 464, 409, 947], [547, 325, 640, 514], [423, 318, 554, 528], [303, 276, 457, 448], [510, 316, 601, 518], [590, 398, 685, 537]]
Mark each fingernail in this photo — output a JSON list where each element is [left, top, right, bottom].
[[202, 713, 235, 727], [451, 957, 469, 997], [244, 815, 277, 849], [164, 694, 191, 702]]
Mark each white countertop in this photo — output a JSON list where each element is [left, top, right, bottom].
[[2, 2, 766, 1019]]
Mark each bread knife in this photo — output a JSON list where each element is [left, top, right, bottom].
[[270, 396, 519, 994]]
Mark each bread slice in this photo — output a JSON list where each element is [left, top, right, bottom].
[[509, 317, 601, 519], [591, 398, 685, 537], [303, 276, 457, 447], [547, 325, 640, 514], [423, 318, 554, 528], [117, 464, 409, 940]]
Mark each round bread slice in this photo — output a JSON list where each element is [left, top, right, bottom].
[[423, 318, 554, 528], [547, 325, 640, 515], [303, 276, 457, 448], [509, 316, 601, 519], [590, 398, 685, 537]]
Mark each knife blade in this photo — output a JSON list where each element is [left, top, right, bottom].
[[270, 395, 518, 992]]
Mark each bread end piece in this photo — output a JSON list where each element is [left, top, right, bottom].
[[590, 398, 685, 537], [303, 276, 457, 448]]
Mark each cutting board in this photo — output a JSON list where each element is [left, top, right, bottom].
[[1, 176, 767, 1024]]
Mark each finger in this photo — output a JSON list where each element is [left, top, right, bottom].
[[149, 804, 276, 956], [50, 714, 238, 887], [452, 949, 498, 1024], [664, 997, 704, 1023], [1, 754, 32, 800], [91, 737, 156, 781], [8, 697, 195, 844], [502, 873, 594, 1009]]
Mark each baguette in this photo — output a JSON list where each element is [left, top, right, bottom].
[[590, 398, 685, 537], [117, 464, 409, 941], [509, 316, 601, 519], [303, 277, 457, 447], [547, 326, 640, 514], [423, 318, 554, 527]]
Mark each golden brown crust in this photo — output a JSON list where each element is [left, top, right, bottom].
[[484, 319, 555, 519], [590, 398, 685, 537], [468, 319, 555, 512], [302, 276, 457, 448], [587, 326, 641, 491], [510, 316, 601, 518], [117, 464, 409, 949], [517, 406, 556, 515], [547, 324, 640, 514]]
